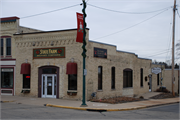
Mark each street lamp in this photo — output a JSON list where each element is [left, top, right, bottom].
[[81, 0, 87, 107]]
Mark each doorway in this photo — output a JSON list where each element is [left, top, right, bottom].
[[42, 74, 56, 98], [38, 66, 59, 98]]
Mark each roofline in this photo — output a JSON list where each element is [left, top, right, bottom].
[[13, 28, 90, 35], [20, 26, 43, 32], [89, 40, 139, 57], [138, 57, 152, 61], [152, 63, 165, 65], [1, 16, 20, 23], [117, 50, 137, 56], [89, 40, 116, 47], [165, 69, 179, 70]]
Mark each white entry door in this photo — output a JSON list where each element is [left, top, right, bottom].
[[42, 74, 56, 98]]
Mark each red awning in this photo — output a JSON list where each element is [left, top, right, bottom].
[[66, 62, 77, 74], [20, 63, 31, 74]]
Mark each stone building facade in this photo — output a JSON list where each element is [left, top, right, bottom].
[[1, 16, 179, 100], [0, 17, 42, 95]]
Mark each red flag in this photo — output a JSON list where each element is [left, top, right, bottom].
[[76, 13, 83, 43]]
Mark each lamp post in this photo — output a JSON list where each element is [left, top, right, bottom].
[[81, 0, 87, 107]]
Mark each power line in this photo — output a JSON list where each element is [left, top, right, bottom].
[[88, 3, 172, 14], [177, 10, 180, 18], [148, 49, 171, 55], [143, 49, 171, 56], [146, 50, 171, 57], [122, 49, 170, 52], [92, 9, 170, 40], [21, 3, 81, 19], [165, 14, 173, 62]]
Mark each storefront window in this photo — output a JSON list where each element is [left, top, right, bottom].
[[1, 68, 13, 88], [68, 74, 77, 90]]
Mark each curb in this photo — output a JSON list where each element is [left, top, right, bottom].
[[144, 101, 179, 108], [1, 101, 15, 103], [44, 101, 179, 112], [44, 104, 147, 112]]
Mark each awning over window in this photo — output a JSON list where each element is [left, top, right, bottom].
[[66, 62, 77, 74], [20, 63, 31, 74]]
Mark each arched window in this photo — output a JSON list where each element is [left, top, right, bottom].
[[111, 67, 115, 89], [123, 68, 133, 88], [98, 66, 103, 90]]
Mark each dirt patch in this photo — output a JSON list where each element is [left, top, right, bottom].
[[90, 92, 179, 104], [90, 97, 144, 104], [152, 88, 179, 99], [90, 88, 179, 104], [149, 93, 179, 99]]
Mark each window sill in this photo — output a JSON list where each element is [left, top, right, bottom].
[[67, 90, 77, 93], [5, 56, 12, 58], [67, 90, 77, 96], [21, 89, 30, 93], [97, 90, 103, 92], [111, 89, 116, 91], [22, 89, 30, 90], [123, 87, 133, 89]]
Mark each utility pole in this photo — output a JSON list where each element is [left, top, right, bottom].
[[172, 0, 176, 97], [178, 63, 180, 94]]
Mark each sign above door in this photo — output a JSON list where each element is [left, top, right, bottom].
[[33, 47, 65, 59]]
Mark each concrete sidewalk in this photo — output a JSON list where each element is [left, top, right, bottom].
[[1, 95, 179, 112]]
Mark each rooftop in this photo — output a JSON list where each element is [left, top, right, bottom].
[[1, 16, 20, 23]]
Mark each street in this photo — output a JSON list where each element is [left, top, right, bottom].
[[1, 102, 179, 119]]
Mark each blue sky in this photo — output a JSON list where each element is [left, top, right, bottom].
[[1, 0, 180, 63]]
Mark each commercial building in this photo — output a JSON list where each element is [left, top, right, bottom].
[[0, 16, 179, 100]]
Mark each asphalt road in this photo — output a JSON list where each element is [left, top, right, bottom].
[[1, 102, 179, 119]]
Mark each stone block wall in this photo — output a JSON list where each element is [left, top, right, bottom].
[[86, 41, 151, 100], [163, 69, 179, 93], [14, 29, 89, 100]]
